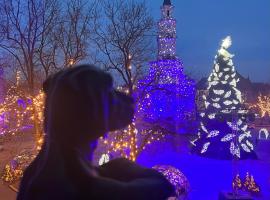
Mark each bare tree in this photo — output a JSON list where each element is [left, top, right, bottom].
[[0, 0, 59, 91], [0, 0, 98, 144], [92, 0, 162, 161], [51, 0, 96, 68], [93, 0, 155, 95], [0, 0, 59, 143], [37, 0, 60, 78]]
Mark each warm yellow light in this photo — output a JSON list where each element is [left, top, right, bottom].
[[69, 59, 74, 65], [0, 88, 45, 147], [249, 94, 270, 117]]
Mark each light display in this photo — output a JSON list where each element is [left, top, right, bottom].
[[100, 122, 165, 161], [243, 172, 260, 194], [99, 0, 195, 161], [191, 36, 256, 159], [138, 60, 195, 124], [158, 2, 176, 60], [0, 84, 32, 137], [26, 91, 45, 150], [98, 153, 110, 166], [232, 174, 242, 192], [153, 165, 190, 199], [1, 149, 37, 184], [101, 122, 138, 161], [231, 172, 260, 196], [137, 0, 195, 133], [1, 165, 21, 184], [249, 94, 270, 118], [0, 74, 45, 184], [0, 75, 45, 149], [258, 128, 269, 140], [158, 1, 176, 60]]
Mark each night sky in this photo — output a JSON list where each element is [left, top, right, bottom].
[[147, 0, 270, 82]]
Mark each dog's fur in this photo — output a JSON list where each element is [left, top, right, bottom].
[[17, 65, 174, 200]]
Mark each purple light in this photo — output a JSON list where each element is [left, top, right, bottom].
[[137, 58, 195, 133], [136, 1, 195, 134], [153, 165, 190, 198], [0, 113, 6, 135], [17, 99, 26, 108]]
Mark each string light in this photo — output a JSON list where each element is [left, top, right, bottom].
[[0, 84, 45, 149], [99, 0, 195, 161], [100, 121, 166, 161], [101, 122, 138, 161], [0, 84, 32, 137], [249, 94, 270, 117], [258, 128, 269, 139], [98, 153, 110, 166], [232, 174, 242, 192], [221, 134, 235, 142], [137, 1, 195, 127], [243, 172, 260, 194], [207, 130, 219, 138], [1, 149, 37, 184], [153, 165, 190, 199]]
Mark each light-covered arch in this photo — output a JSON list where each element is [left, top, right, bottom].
[[259, 128, 269, 140]]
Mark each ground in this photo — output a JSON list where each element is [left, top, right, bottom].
[[0, 132, 33, 200], [137, 135, 270, 200], [0, 133, 269, 200]]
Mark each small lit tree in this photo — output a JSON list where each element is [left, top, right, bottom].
[[0, 77, 45, 149]]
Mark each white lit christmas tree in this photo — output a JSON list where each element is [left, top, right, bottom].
[[192, 36, 256, 159]]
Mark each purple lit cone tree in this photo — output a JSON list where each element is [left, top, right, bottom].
[[137, 0, 195, 133]]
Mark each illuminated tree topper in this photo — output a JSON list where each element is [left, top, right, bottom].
[[219, 36, 234, 58]]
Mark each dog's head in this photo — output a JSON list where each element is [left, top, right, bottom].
[[43, 65, 134, 145]]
